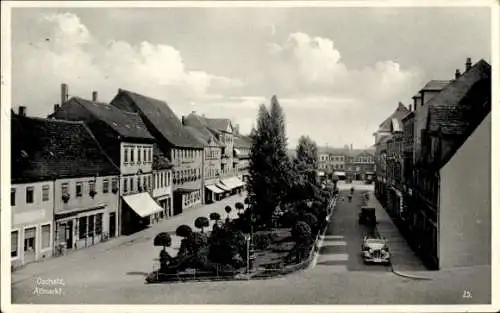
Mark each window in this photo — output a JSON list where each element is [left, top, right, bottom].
[[41, 224, 51, 249], [88, 215, 95, 237], [76, 182, 83, 197], [103, 179, 109, 193], [11, 188, 16, 206], [138, 176, 142, 190], [124, 178, 128, 193], [26, 186, 34, 203], [124, 148, 128, 163], [11, 231, 18, 257], [130, 147, 135, 163], [61, 183, 69, 195], [111, 178, 118, 192], [95, 213, 103, 235], [144, 148, 147, 163], [138, 147, 142, 163], [42, 185, 50, 202], [79, 216, 87, 239], [130, 177, 134, 191], [24, 227, 36, 252], [89, 181, 96, 193]]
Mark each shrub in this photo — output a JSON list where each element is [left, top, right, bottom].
[[235, 202, 245, 214], [153, 232, 172, 248], [209, 212, 221, 222], [208, 225, 247, 269], [291, 221, 312, 245], [252, 231, 279, 250], [176, 225, 193, 238], [194, 216, 210, 233], [300, 213, 318, 235]]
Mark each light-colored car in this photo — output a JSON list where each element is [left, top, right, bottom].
[[361, 236, 391, 264]]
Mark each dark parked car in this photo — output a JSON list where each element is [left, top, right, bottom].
[[358, 206, 376, 226]]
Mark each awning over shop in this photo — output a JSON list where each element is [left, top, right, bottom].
[[334, 171, 346, 176], [206, 184, 224, 194], [215, 182, 231, 192], [222, 177, 244, 189], [123, 192, 163, 218]]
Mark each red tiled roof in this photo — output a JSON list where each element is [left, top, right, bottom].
[[11, 115, 119, 183]]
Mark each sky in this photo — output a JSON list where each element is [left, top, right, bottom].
[[10, 6, 491, 149]]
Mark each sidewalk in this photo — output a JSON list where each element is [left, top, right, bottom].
[[11, 193, 245, 285], [366, 192, 428, 272]]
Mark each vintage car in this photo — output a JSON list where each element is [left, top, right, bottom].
[[361, 236, 391, 264], [358, 206, 377, 226]]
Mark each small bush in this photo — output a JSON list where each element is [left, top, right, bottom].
[[194, 216, 210, 233], [176, 225, 193, 238], [252, 231, 279, 250]]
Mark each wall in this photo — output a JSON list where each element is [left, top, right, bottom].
[[171, 147, 203, 191], [54, 175, 120, 244], [11, 181, 54, 266], [204, 146, 222, 184], [439, 113, 491, 268], [413, 90, 442, 162], [152, 169, 172, 199], [120, 142, 153, 175]]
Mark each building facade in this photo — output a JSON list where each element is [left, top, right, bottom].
[[11, 111, 120, 266], [50, 92, 162, 236], [110, 89, 204, 216], [234, 134, 252, 182]]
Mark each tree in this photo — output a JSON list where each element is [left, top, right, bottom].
[[209, 212, 221, 222], [176, 225, 192, 238], [153, 232, 172, 250], [153, 232, 173, 272], [247, 98, 293, 228], [300, 213, 319, 235], [194, 216, 210, 233], [235, 202, 244, 215], [291, 221, 313, 262]]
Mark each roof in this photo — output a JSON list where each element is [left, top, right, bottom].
[[203, 118, 232, 132], [60, 97, 154, 141], [427, 60, 491, 136], [317, 147, 375, 157], [401, 110, 415, 122], [391, 118, 403, 132], [112, 89, 203, 149], [183, 113, 224, 147], [419, 80, 451, 92], [378, 102, 411, 131], [11, 115, 119, 183], [234, 134, 252, 149]]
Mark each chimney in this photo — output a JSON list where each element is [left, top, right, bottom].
[[54, 104, 60, 113], [408, 104, 412, 112], [465, 58, 472, 71], [92, 91, 98, 102], [18, 106, 26, 117], [61, 83, 68, 105]]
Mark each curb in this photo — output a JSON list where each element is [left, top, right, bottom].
[[390, 267, 433, 280]]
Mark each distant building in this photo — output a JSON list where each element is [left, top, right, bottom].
[[317, 146, 375, 181], [110, 90, 204, 216], [11, 108, 120, 268], [234, 134, 252, 182]]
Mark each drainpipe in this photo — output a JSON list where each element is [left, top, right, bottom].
[[52, 179, 56, 256]]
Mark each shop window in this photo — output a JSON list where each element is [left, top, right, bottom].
[[42, 185, 50, 202], [26, 186, 34, 203], [79, 216, 87, 239], [11, 231, 18, 257], [88, 215, 95, 238], [41, 224, 51, 249], [96, 213, 103, 235], [24, 227, 36, 252]]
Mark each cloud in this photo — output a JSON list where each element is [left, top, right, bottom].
[[12, 12, 243, 117]]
